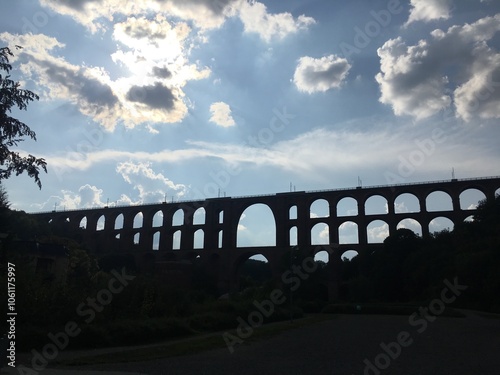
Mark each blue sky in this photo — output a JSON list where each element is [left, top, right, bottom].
[[2, 0, 500, 251]]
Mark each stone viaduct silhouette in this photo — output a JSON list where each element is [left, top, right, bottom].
[[31, 176, 500, 296]]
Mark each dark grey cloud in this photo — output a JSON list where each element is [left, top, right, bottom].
[[126, 82, 175, 110], [156, 0, 237, 15], [30, 55, 118, 109], [123, 23, 166, 40], [47, 0, 103, 11], [152, 66, 172, 79]]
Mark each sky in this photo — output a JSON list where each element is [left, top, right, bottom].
[[1, 0, 500, 253]]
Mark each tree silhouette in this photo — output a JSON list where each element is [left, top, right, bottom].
[[0, 46, 46, 188], [0, 182, 9, 208]]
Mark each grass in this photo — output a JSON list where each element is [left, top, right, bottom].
[[56, 314, 334, 367]]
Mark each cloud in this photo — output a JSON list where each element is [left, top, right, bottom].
[[33, 120, 499, 212], [111, 15, 210, 126], [39, 0, 315, 39], [405, 0, 452, 26], [1, 17, 210, 130], [152, 66, 172, 79], [116, 161, 188, 203], [39, 0, 238, 31], [209, 102, 236, 127], [57, 184, 106, 210], [454, 52, 500, 121], [235, 1, 315, 42], [126, 83, 176, 110], [0, 32, 122, 129], [293, 55, 351, 94], [44, 121, 499, 185], [376, 14, 500, 121], [319, 224, 329, 240], [367, 222, 389, 243]]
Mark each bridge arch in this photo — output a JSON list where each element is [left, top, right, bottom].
[[311, 222, 329, 245], [133, 212, 143, 229], [365, 195, 388, 215], [426, 190, 453, 212], [338, 221, 359, 244], [429, 216, 455, 234], [310, 198, 329, 218], [152, 210, 163, 227], [314, 249, 330, 264], [218, 230, 223, 248], [367, 220, 389, 243], [289, 226, 298, 246], [173, 230, 181, 250], [194, 229, 204, 249], [172, 209, 184, 226], [341, 250, 359, 261], [394, 193, 420, 213], [337, 197, 358, 217], [234, 252, 273, 291], [193, 207, 206, 225], [114, 213, 124, 230], [236, 203, 276, 247], [79, 216, 87, 229], [152, 231, 160, 250], [96, 214, 105, 231], [397, 218, 422, 237], [459, 188, 486, 210]]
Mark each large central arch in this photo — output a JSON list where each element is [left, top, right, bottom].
[[236, 203, 276, 247]]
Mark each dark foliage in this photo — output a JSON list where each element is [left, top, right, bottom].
[[0, 46, 47, 188]]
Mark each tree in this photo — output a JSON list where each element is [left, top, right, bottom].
[[0, 182, 9, 208], [0, 46, 46, 189]]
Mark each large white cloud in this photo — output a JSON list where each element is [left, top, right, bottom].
[[235, 0, 315, 42], [209, 102, 236, 127], [116, 161, 187, 203], [405, 0, 452, 26], [39, 0, 315, 42], [41, 184, 107, 210], [376, 14, 500, 121], [293, 55, 351, 94]]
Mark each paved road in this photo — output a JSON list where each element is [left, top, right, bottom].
[[6, 311, 500, 375]]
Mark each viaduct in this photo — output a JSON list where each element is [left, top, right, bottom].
[[31, 176, 500, 297]]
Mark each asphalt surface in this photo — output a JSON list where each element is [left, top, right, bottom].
[[10, 310, 498, 375]]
